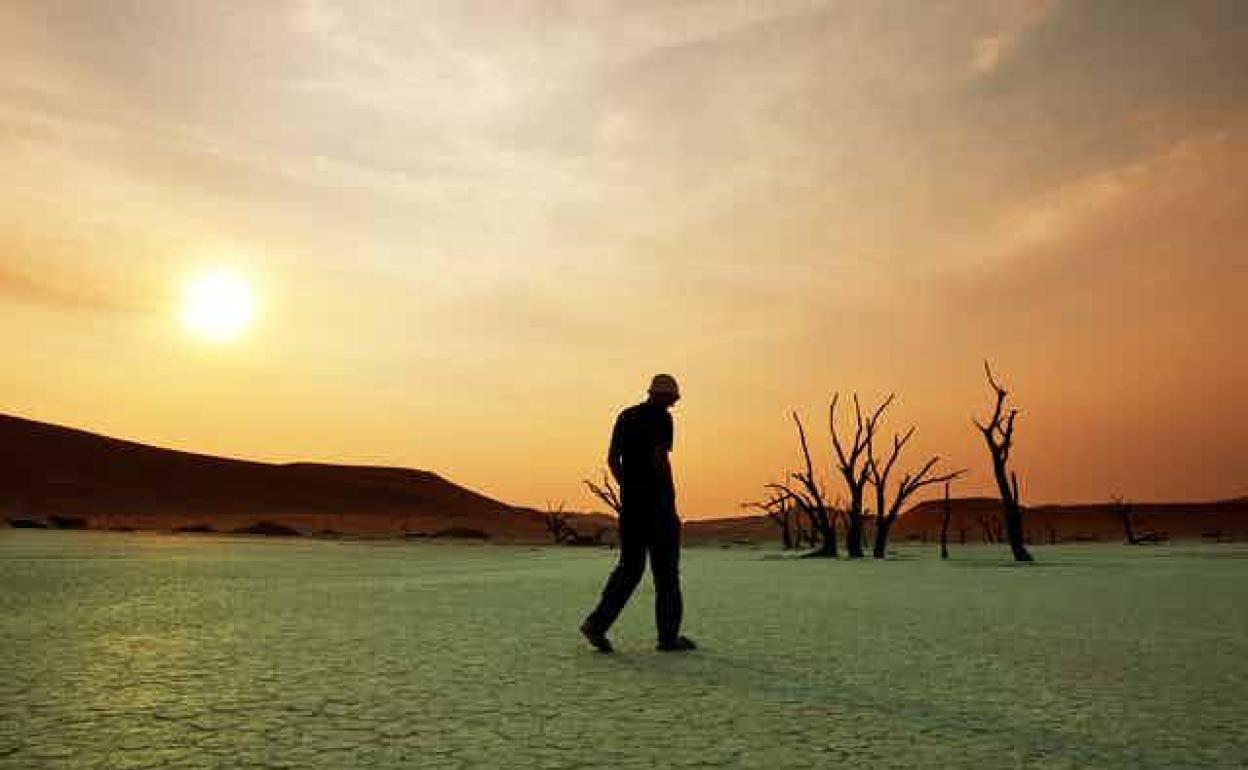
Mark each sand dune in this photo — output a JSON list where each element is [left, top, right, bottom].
[[0, 413, 549, 539]]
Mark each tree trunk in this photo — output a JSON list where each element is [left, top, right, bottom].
[[798, 504, 837, 557], [1004, 506, 1031, 561], [871, 518, 890, 558], [846, 516, 865, 558], [1118, 504, 1137, 545], [845, 491, 865, 558], [820, 509, 839, 557], [940, 483, 952, 560], [989, 458, 1032, 562]]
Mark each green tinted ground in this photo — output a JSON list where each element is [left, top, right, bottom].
[[1, 531, 1245, 769]]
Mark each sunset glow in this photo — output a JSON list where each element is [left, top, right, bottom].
[[181, 269, 257, 343], [0, 2, 1243, 516]]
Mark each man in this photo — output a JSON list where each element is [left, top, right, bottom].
[[580, 374, 697, 653]]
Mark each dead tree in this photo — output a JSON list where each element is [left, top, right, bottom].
[[830, 393, 893, 558], [543, 501, 585, 545], [542, 471, 623, 546], [583, 471, 623, 516], [775, 412, 838, 557], [940, 482, 953, 560], [978, 513, 1004, 544], [545, 500, 614, 546], [765, 481, 829, 556], [744, 490, 796, 550], [544, 501, 571, 543], [772, 496, 796, 550], [788, 498, 828, 550], [973, 362, 1033, 562], [866, 423, 965, 558], [1112, 496, 1138, 545]]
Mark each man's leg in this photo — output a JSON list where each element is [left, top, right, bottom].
[[584, 515, 646, 634], [649, 515, 684, 645]]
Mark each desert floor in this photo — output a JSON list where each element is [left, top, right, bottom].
[[2, 530, 1245, 769]]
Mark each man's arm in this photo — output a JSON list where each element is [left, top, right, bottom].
[[607, 416, 626, 485]]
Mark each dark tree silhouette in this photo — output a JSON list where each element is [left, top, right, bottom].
[[866, 421, 965, 558], [772, 412, 837, 557], [583, 471, 623, 516], [543, 501, 575, 544], [1112, 495, 1138, 545], [788, 498, 821, 550], [790, 505, 811, 549], [544, 500, 614, 546], [973, 362, 1033, 562], [940, 482, 953, 560], [978, 512, 1003, 544], [744, 489, 796, 550], [830, 393, 893, 558]]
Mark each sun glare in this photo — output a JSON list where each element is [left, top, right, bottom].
[[181, 268, 257, 343]]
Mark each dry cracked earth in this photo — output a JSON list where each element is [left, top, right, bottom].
[[2, 531, 1246, 769]]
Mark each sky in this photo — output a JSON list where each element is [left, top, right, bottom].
[[1, 0, 1244, 518]]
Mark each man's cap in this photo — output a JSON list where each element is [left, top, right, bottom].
[[648, 373, 680, 397]]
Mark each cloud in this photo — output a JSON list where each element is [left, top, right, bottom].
[[969, 0, 1060, 74], [931, 122, 1248, 328], [0, 262, 137, 314], [0, 226, 169, 317]]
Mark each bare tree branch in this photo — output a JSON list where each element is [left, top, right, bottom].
[[583, 471, 623, 516]]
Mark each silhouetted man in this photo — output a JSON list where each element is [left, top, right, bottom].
[[581, 374, 697, 653]]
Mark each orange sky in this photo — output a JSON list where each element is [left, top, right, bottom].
[[2, 1, 1244, 517]]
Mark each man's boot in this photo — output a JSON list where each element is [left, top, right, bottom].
[[656, 635, 697, 652], [580, 621, 614, 653]]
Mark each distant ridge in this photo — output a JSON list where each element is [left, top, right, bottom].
[[684, 495, 1248, 545], [897, 496, 1248, 543], [0, 413, 549, 539]]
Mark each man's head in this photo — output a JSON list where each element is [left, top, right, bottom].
[[647, 373, 681, 408]]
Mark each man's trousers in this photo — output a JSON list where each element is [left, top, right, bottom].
[[585, 511, 683, 643]]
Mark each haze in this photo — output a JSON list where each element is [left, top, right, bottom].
[[1, 1, 1244, 517]]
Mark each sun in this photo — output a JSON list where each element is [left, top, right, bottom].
[[181, 268, 257, 343]]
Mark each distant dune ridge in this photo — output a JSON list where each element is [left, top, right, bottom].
[[0, 413, 548, 539], [686, 497, 1248, 545], [2, 413, 1244, 543]]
